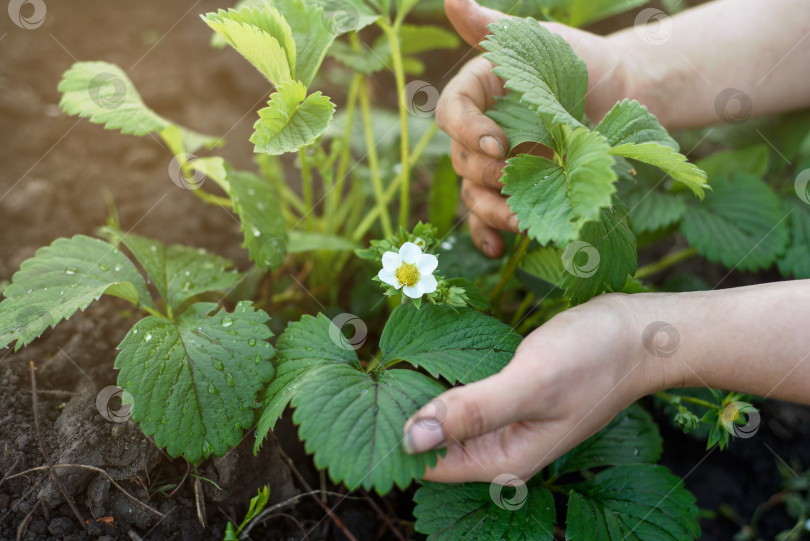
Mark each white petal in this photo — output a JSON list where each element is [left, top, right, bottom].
[[416, 253, 438, 274], [402, 284, 421, 298], [378, 268, 402, 288], [417, 273, 438, 295], [381, 251, 401, 271], [399, 242, 421, 264]]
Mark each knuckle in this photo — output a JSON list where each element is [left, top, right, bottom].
[[483, 160, 505, 188], [460, 399, 487, 438]]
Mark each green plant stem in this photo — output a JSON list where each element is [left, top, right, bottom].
[[191, 189, 233, 208], [655, 391, 719, 410], [351, 123, 437, 242], [299, 148, 315, 231], [509, 293, 535, 328], [489, 235, 531, 304], [634, 246, 698, 280], [382, 20, 411, 229], [358, 75, 393, 237], [328, 73, 361, 234], [142, 305, 168, 320]]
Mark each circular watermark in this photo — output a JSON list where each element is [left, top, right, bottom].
[[721, 401, 760, 439], [321, 0, 359, 34], [414, 398, 447, 433], [328, 313, 367, 350], [8, 0, 46, 29], [489, 473, 528, 511], [642, 321, 680, 358], [714, 88, 753, 125], [794, 169, 810, 204], [168, 154, 206, 190], [561, 241, 600, 278], [88, 72, 127, 110], [403, 80, 440, 118], [96, 385, 133, 423], [633, 8, 672, 46]]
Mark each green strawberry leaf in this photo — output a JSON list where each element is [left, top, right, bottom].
[[311, 0, 380, 34], [414, 481, 555, 541], [101, 228, 241, 310], [266, 0, 335, 86], [58, 61, 218, 152], [680, 174, 789, 272], [228, 170, 288, 269], [502, 127, 616, 245], [551, 404, 662, 476], [565, 465, 700, 540], [286, 231, 359, 253], [203, 6, 294, 85], [254, 313, 362, 450], [777, 198, 810, 279], [0, 235, 152, 351], [428, 155, 460, 237], [616, 176, 688, 234], [482, 17, 588, 128], [251, 80, 336, 155], [562, 0, 648, 28], [486, 92, 554, 151], [116, 301, 274, 463], [379, 303, 522, 383], [520, 246, 564, 287], [559, 204, 637, 305], [609, 142, 709, 198], [695, 145, 769, 180], [595, 99, 678, 150], [292, 363, 445, 494]]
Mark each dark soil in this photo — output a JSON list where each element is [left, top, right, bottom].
[[2, 1, 809, 540]]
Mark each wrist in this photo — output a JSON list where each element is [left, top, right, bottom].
[[606, 292, 694, 397]]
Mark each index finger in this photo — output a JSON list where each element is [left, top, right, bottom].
[[435, 57, 509, 160]]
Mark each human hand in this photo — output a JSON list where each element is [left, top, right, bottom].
[[438, 0, 631, 258], [401, 293, 661, 483]]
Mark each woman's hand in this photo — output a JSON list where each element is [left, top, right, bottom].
[[402, 293, 659, 483], [438, 0, 632, 258]]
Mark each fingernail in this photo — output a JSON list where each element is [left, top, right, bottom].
[[403, 418, 445, 454], [508, 215, 520, 232], [479, 135, 505, 160], [481, 240, 492, 258]]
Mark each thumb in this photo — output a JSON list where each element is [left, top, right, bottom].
[[402, 371, 524, 454], [445, 0, 508, 50]]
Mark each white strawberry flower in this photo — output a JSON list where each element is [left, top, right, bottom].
[[378, 241, 438, 299]]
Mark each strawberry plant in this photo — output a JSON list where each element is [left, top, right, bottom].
[[2, 0, 809, 539]]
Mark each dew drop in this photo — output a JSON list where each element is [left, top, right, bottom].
[[208, 383, 217, 394], [221, 317, 234, 327], [98, 263, 109, 271], [64, 267, 77, 275], [114, 263, 123, 271], [248, 338, 257, 347], [213, 360, 224, 370], [144, 332, 153, 342], [26, 289, 32, 294], [252, 227, 261, 238], [125, 380, 133, 386], [227, 329, 237, 336], [305, 346, 313, 351], [69, 283, 78, 288], [160, 417, 167, 425], [225, 372, 234, 384], [254, 354, 262, 365], [150, 245, 157, 252], [144, 361, 150, 369]]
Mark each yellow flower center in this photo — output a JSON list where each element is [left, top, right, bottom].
[[395, 262, 420, 287]]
